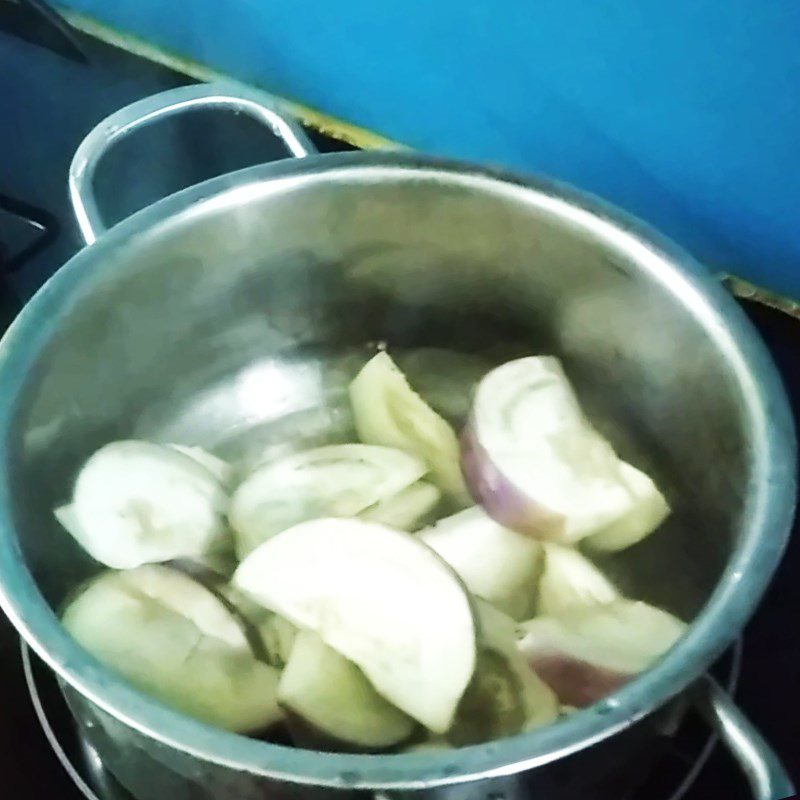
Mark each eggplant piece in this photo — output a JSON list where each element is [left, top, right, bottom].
[[535, 543, 619, 617], [229, 444, 427, 557], [349, 351, 470, 504], [517, 600, 686, 708], [278, 629, 416, 751], [62, 565, 281, 733], [583, 461, 673, 552], [461, 357, 669, 549], [55, 440, 230, 569], [420, 507, 542, 620], [359, 481, 441, 531], [448, 601, 558, 745], [234, 517, 477, 733], [168, 444, 234, 486], [164, 561, 295, 666]]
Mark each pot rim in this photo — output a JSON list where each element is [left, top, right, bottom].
[[0, 151, 795, 789]]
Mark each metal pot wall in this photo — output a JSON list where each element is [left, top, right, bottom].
[[0, 84, 795, 800]]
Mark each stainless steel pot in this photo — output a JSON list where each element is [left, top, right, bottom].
[[0, 83, 795, 800]]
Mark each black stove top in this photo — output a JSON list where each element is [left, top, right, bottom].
[[1, 5, 798, 799]]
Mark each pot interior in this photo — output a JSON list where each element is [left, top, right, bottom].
[[7, 158, 761, 635]]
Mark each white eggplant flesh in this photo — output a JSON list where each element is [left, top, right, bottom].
[[169, 571, 294, 667], [420, 507, 541, 620], [517, 600, 686, 708], [56, 440, 230, 569], [229, 444, 427, 558], [461, 357, 669, 547], [583, 461, 671, 552], [168, 444, 234, 487], [234, 518, 477, 734], [115, 563, 248, 649], [448, 601, 557, 745], [359, 481, 441, 530], [278, 629, 416, 751], [62, 566, 281, 732], [536, 543, 619, 617], [349, 351, 470, 504]]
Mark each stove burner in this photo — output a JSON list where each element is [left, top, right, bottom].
[[22, 641, 131, 800], [21, 639, 742, 800]]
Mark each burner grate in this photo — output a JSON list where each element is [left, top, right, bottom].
[[21, 640, 741, 800]]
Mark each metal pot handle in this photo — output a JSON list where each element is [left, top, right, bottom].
[[693, 675, 794, 800], [68, 82, 318, 246]]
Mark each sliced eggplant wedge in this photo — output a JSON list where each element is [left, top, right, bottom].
[[55, 440, 230, 569], [420, 507, 541, 620], [359, 481, 441, 531], [448, 601, 558, 745], [536, 543, 619, 617], [62, 565, 281, 733], [164, 561, 292, 666], [234, 518, 477, 734], [278, 629, 416, 751], [117, 562, 248, 649], [349, 351, 470, 504], [229, 444, 427, 557], [461, 357, 669, 548], [168, 444, 234, 487], [583, 461, 673, 552], [517, 600, 686, 708]]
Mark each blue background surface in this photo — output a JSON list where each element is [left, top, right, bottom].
[[56, 1, 800, 298]]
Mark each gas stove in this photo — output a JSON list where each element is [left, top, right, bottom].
[[1, 4, 798, 799]]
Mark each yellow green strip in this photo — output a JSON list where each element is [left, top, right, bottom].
[[61, 9, 404, 152], [722, 275, 800, 319]]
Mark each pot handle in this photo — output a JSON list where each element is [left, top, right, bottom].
[[68, 82, 318, 246], [693, 675, 794, 800]]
